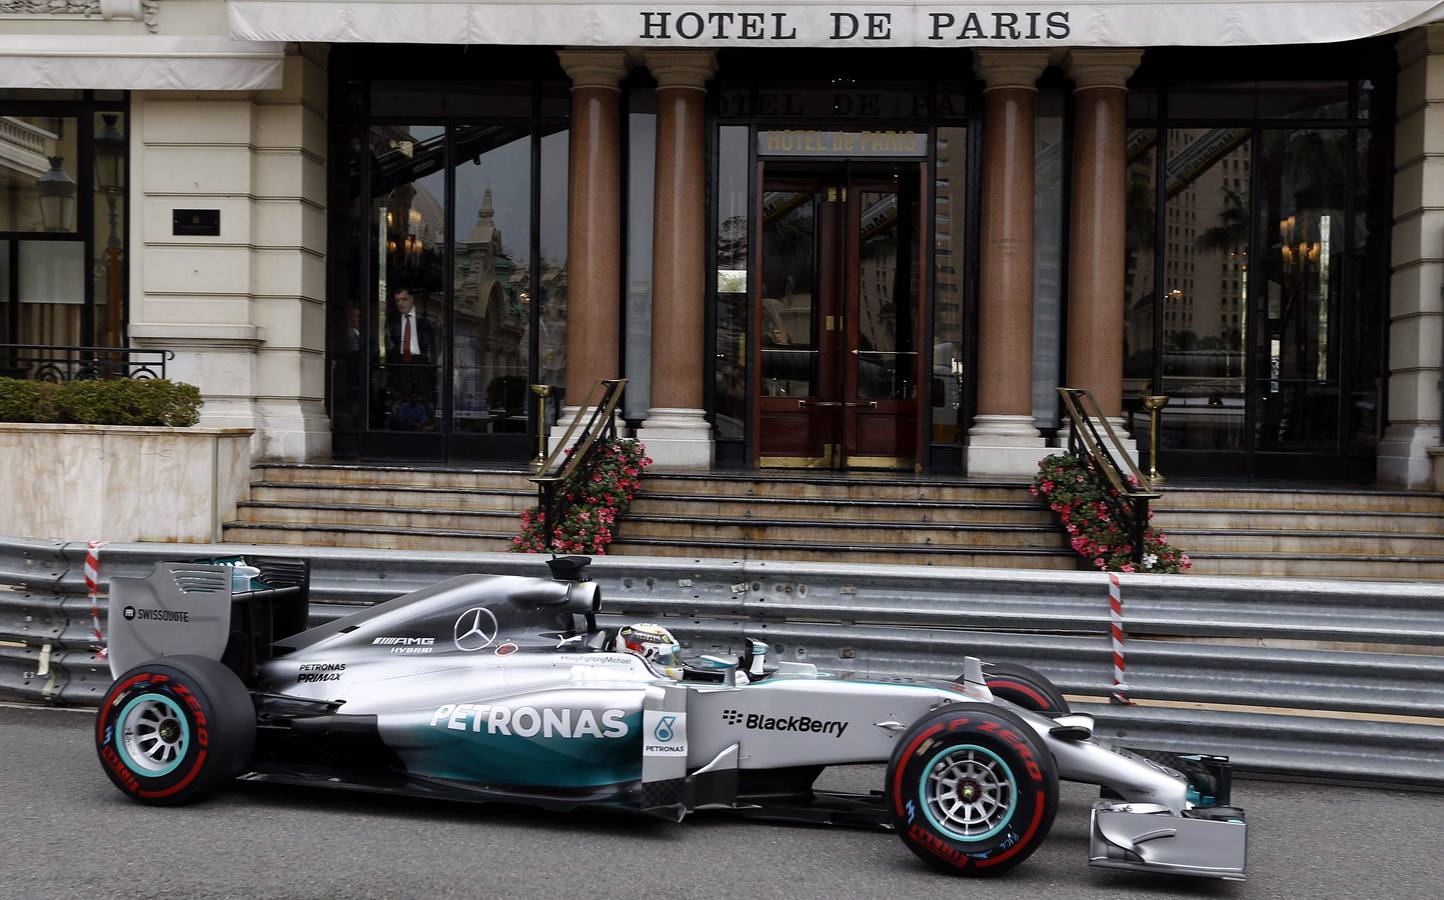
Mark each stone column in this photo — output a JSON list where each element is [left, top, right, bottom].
[[636, 50, 716, 469], [1064, 49, 1143, 455], [1386, 27, 1444, 489], [554, 50, 630, 442], [968, 50, 1051, 477]]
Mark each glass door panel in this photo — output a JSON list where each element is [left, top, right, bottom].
[[756, 180, 840, 466], [1160, 129, 1251, 465], [450, 125, 531, 445], [1255, 128, 1348, 457], [845, 175, 921, 469], [369, 124, 446, 451]]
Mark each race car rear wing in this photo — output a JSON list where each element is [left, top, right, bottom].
[[107, 556, 310, 682]]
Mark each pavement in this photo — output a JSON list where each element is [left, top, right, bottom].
[[1, 704, 1441, 900]]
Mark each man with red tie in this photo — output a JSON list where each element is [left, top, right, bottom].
[[383, 287, 440, 430], [385, 288, 437, 363]]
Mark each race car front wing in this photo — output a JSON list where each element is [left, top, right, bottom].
[[1089, 801, 1247, 881]]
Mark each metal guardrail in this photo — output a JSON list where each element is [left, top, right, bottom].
[[3, 536, 1442, 785], [0, 343, 173, 382]]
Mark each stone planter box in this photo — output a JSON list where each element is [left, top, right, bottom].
[[0, 423, 252, 543]]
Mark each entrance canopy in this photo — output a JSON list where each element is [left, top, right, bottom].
[[229, 0, 1444, 47], [0, 36, 285, 91]]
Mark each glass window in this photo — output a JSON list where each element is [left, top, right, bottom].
[[932, 126, 967, 445], [451, 125, 532, 435], [0, 116, 79, 233], [93, 112, 126, 348], [714, 125, 750, 441], [538, 128, 569, 413], [1032, 90, 1064, 430], [369, 124, 447, 432], [624, 89, 656, 423], [1123, 130, 1157, 410], [18, 240, 85, 346]]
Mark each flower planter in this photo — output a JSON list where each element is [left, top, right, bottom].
[[0, 423, 252, 543]]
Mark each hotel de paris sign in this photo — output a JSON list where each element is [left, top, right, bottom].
[[227, 2, 1444, 48]]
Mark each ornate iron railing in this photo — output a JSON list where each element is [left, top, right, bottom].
[[1057, 387, 1161, 566], [529, 378, 628, 555], [0, 344, 173, 383]]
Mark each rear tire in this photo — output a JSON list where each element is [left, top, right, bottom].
[[972, 662, 1071, 716], [95, 654, 255, 806], [885, 704, 1059, 876]]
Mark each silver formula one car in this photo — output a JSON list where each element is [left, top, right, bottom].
[[95, 555, 1246, 880]]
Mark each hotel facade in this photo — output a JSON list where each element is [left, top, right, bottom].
[[2, 1, 1442, 489]]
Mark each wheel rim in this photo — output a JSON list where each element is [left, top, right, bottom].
[[919, 744, 1017, 842], [116, 693, 190, 777]]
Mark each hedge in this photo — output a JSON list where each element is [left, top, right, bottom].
[[0, 377, 202, 427]]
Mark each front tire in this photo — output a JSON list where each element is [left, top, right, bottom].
[[886, 705, 1059, 876], [95, 654, 255, 806]]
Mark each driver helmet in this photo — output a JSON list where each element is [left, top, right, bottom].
[[615, 623, 683, 678]]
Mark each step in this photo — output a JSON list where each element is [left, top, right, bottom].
[[253, 464, 533, 491], [628, 494, 1054, 525], [639, 473, 1036, 503], [1169, 529, 1444, 558], [1184, 552, 1444, 582], [1152, 508, 1444, 534], [234, 501, 525, 532], [608, 536, 1077, 569], [221, 522, 517, 552], [250, 483, 536, 512], [619, 514, 1067, 549], [1155, 487, 1444, 514]]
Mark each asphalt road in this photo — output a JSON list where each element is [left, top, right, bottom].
[[2, 704, 1440, 900]]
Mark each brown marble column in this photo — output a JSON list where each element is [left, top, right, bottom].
[[556, 50, 630, 407], [637, 50, 716, 468], [1065, 50, 1143, 421], [968, 50, 1050, 476]]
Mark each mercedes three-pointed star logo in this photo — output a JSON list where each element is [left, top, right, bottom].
[[453, 606, 498, 652]]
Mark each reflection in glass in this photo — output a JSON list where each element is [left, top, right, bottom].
[[1123, 129, 1157, 446], [760, 191, 818, 398], [0, 116, 78, 233], [370, 124, 446, 432], [856, 188, 919, 402], [1160, 129, 1251, 452], [93, 112, 126, 347], [451, 126, 531, 434], [1256, 128, 1349, 452], [714, 126, 750, 441], [538, 129, 569, 415], [932, 126, 967, 444]]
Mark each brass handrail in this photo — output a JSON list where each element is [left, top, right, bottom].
[[528, 378, 628, 556], [1057, 387, 1160, 566]]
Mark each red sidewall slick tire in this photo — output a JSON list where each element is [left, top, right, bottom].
[[886, 705, 1059, 876], [95, 655, 255, 806], [976, 662, 1072, 716]]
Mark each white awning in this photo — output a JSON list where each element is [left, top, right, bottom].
[[0, 36, 286, 91], [228, 0, 1444, 48]]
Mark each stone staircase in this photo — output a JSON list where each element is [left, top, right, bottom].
[[221, 465, 1444, 581], [1150, 485, 1444, 581]]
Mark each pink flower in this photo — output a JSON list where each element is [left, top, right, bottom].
[[1094, 558, 1106, 569], [1121, 564, 1135, 573]]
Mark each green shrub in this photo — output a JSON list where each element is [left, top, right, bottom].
[[0, 377, 201, 427], [0, 378, 58, 423]]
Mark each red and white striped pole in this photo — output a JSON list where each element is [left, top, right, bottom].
[[1108, 572, 1131, 705], [84, 540, 107, 659]]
